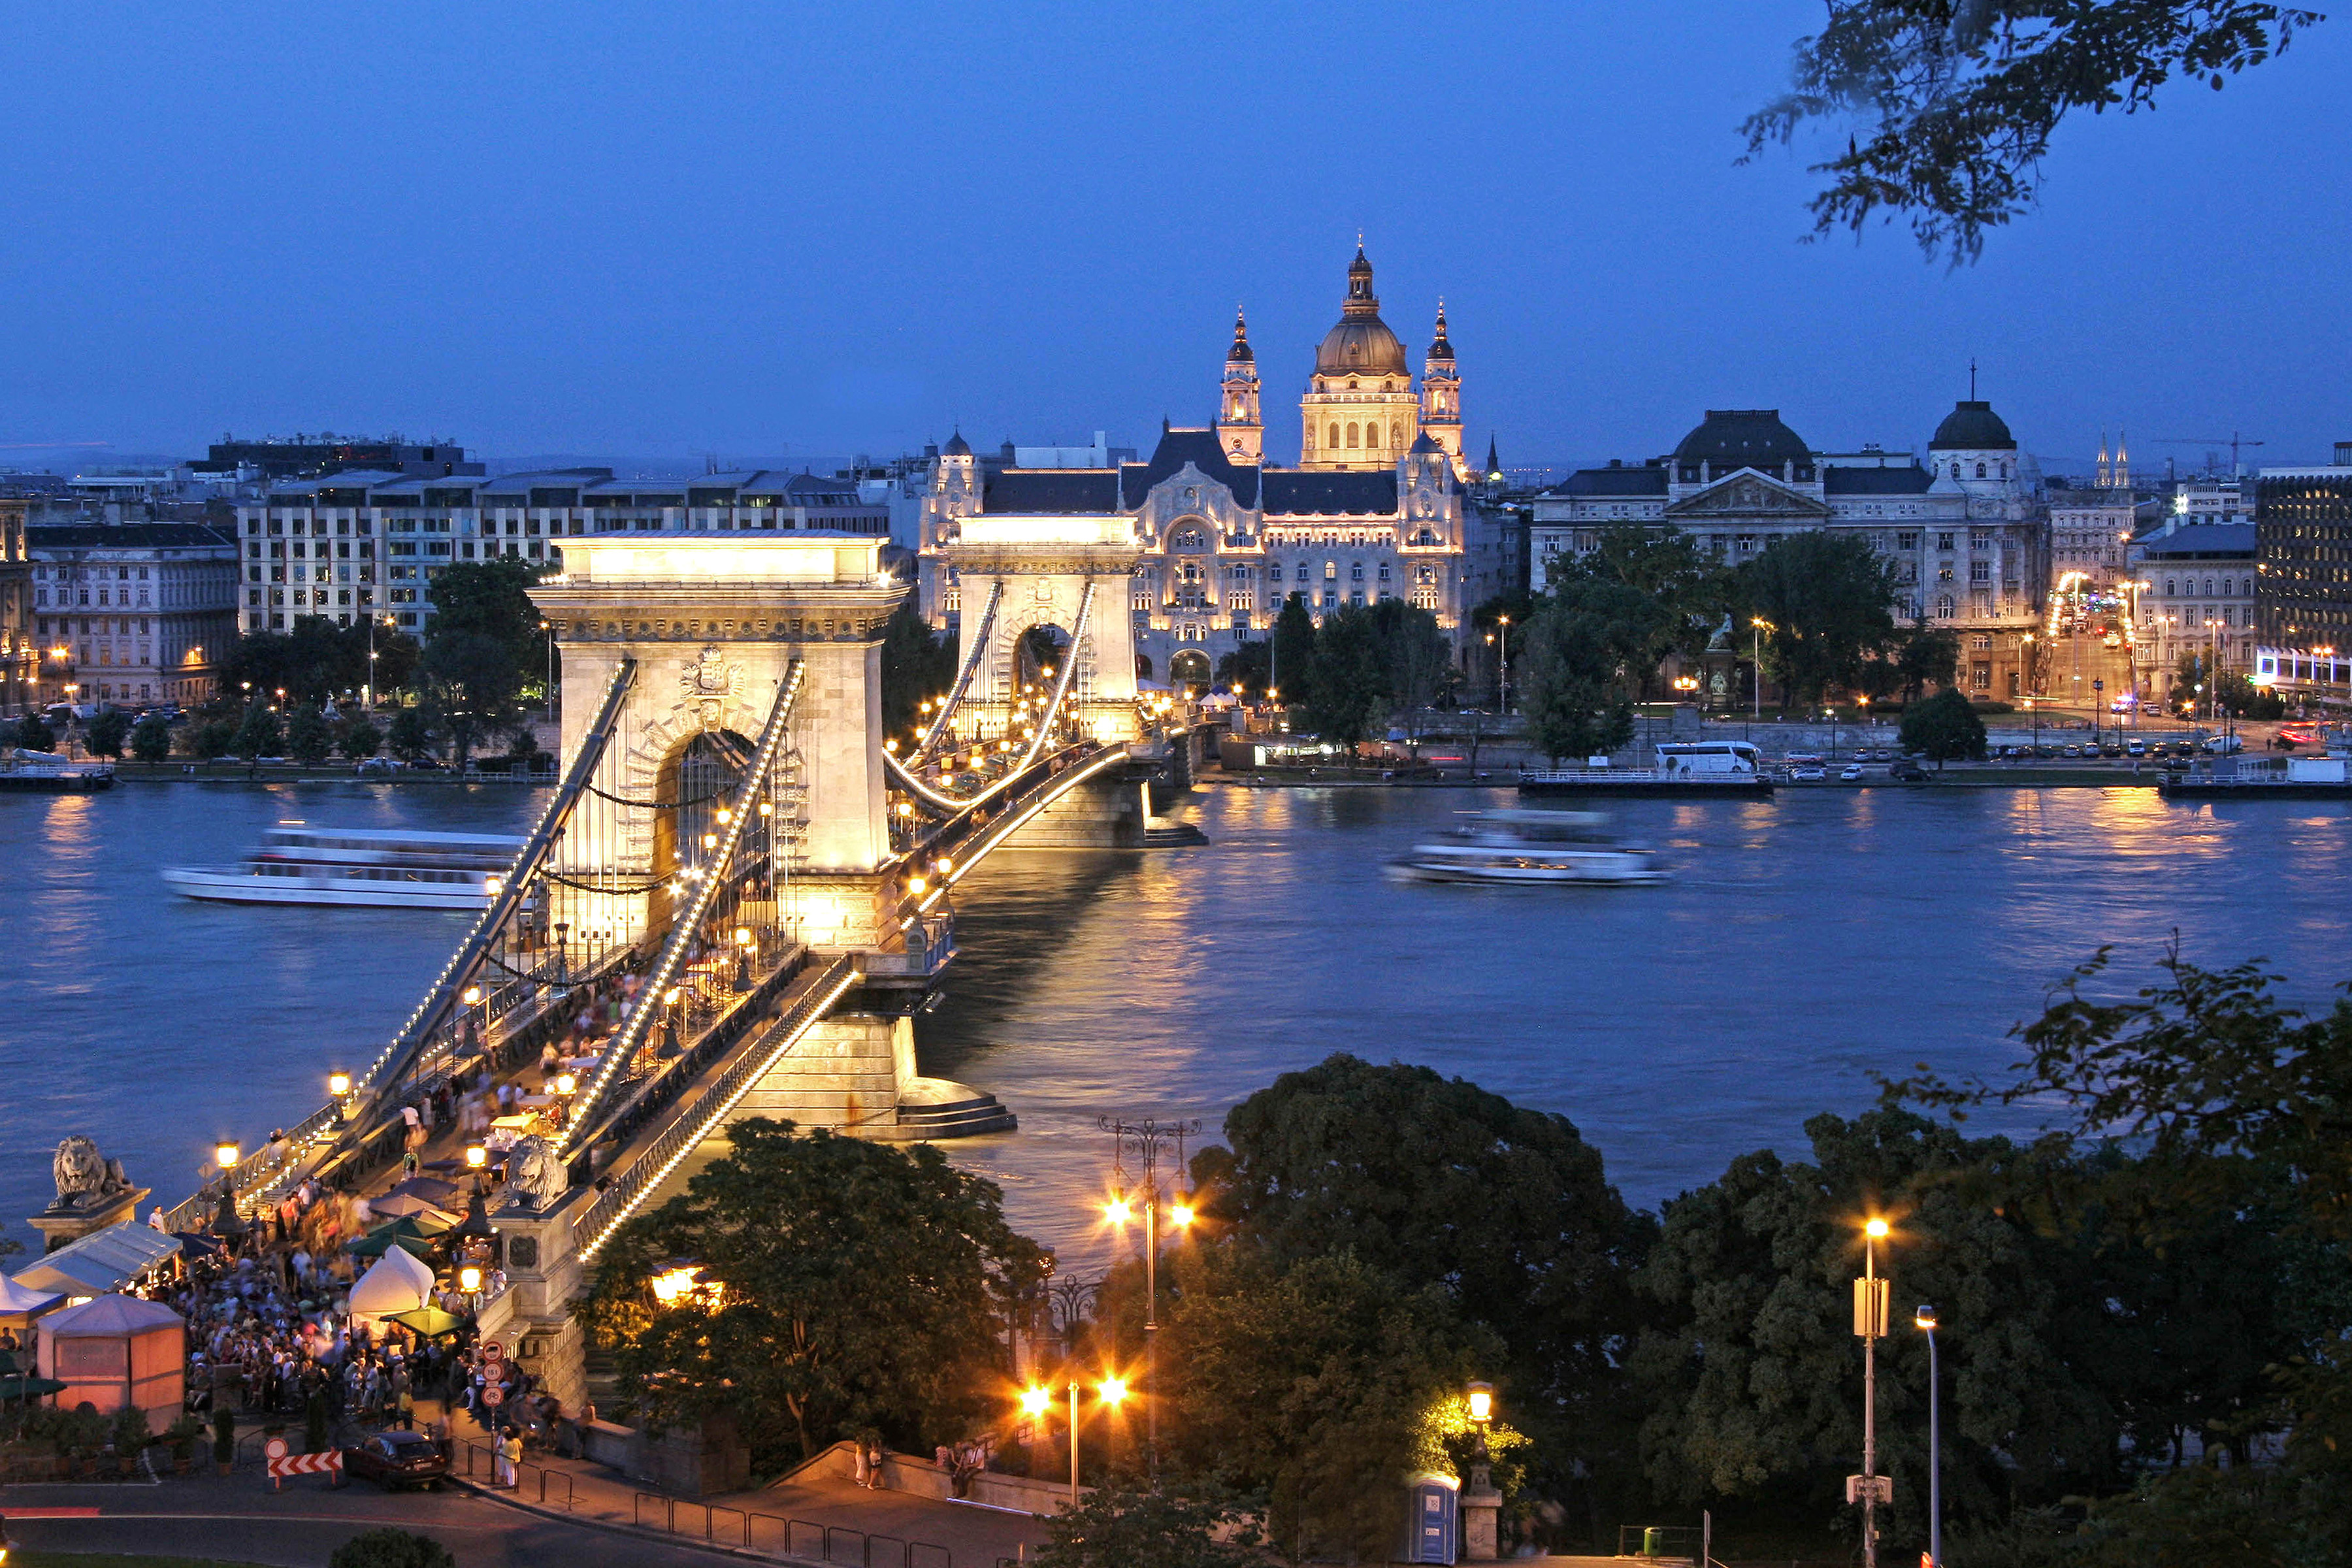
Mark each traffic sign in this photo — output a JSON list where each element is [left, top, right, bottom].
[[267, 1446, 342, 1488], [264, 1437, 289, 1462], [482, 1384, 504, 1407], [481, 1340, 503, 1363]]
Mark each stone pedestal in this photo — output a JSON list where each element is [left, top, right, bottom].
[[1002, 775, 1147, 848], [482, 1186, 590, 1411], [1462, 1467, 1503, 1561], [732, 1010, 904, 1135], [27, 1187, 149, 1254]]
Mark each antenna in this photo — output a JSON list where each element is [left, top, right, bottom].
[[1968, 357, 1977, 400]]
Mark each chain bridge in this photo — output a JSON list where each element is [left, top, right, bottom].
[[157, 531, 1200, 1405]]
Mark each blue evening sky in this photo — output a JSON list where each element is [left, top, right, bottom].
[[1, 2, 2344, 474]]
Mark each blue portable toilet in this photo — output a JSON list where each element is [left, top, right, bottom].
[[1400, 1471, 1460, 1564]]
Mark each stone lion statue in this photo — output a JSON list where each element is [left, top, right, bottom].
[[51, 1135, 131, 1209], [502, 1135, 568, 1209]]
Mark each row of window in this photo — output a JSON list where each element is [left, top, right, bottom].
[[2157, 578, 2245, 597]]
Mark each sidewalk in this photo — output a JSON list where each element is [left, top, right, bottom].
[[442, 1404, 1052, 1567]]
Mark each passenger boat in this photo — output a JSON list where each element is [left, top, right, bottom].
[[162, 826, 525, 909], [0, 748, 115, 793], [1520, 740, 1772, 797], [1386, 809, 1668, 887]]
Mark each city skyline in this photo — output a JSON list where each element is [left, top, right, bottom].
[[1, 3, 2346, 470]]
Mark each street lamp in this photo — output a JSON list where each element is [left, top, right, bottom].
[[1916, 1305, 1942, 1568], [1750, 617, 1772, 719], [1851, 1217, 1893, 1568], [214, 1140, 240, 1172]]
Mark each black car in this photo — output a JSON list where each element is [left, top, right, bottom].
[[1888, 760, 1929, 782], [344, 1429, 449, 1490]]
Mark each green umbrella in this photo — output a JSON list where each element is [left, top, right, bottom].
[[0, 1373, 68, 1399], [346, 1217, 439, 1259], [385, 1305, 468, 1337]]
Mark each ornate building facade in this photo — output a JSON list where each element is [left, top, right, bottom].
[[1530, 400, 2051, 702], [919, 251, 1475, 686]]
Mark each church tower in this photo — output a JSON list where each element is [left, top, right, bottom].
[[1299, 247, 1421, 471], [1216, 308, 1263, 464], [1418, 301, 1465, 480]]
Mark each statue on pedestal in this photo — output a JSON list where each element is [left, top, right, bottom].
[[49, 1135, 135, 1213], [499, 1136, 568, 1213]]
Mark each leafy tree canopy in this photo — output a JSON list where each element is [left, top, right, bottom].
[[1198, 1055, 1650, 1509], [1743, 1, 2319, 263], [1738, 531, 1903, 708], [1516, 585, 1659, 762], [130, 713, 172, 762], [1297, 602, 1390, 748], [421, 630, 523, 768], [1899, 685, 1989, 765], [1269, 592, 1317, 706], [879, 596, 958, 743], [425, 557, 545, 676], [327, 1527, 457, 1568], [286, 702, 335, 765], [576, 1118, 1047, 1471], [12, 713, 56, 752], [1214, 638, 1271, 697], [84, 709, 132, 759], [1034, 1484, 1267, 1568], [1551, 525, 1739, 685]]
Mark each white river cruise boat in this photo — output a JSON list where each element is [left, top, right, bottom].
[[1386, 809, 1668, 887], [0, 748, 114, 793], [162, 826, 525, 909]]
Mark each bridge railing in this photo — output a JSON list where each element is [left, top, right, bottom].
[[574, 953, 860, 1260], [907, 577, 1001, 764], [558, 659, 808, 1158]]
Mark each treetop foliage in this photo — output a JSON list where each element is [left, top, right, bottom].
[[1743, 1, 2321, 263]]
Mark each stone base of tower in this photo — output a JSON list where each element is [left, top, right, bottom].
[[478, 1186, 592, 1414], [728, 1013, 1011, 1141], [1000, 775, 1151, 849]]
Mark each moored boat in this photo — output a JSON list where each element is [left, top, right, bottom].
[[0, 748, 115, 793]]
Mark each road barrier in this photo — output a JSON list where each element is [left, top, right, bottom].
[[634, 1491, 953, 1566], [452, 1434, 576, 1510]]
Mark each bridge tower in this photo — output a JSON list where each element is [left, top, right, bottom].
[[943, 515, 1144, 744]]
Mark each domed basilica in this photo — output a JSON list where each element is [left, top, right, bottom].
[[919, 250, 1477, 687]]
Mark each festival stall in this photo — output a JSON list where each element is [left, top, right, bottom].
[[35, 1293, 186, 1432]]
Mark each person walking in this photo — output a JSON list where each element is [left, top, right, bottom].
[[498, 1429, 523, 1488]]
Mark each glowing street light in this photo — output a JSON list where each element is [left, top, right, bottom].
[[214, 1140, 240, 1171], [1916, 1304, 1942, 1568], [1850, 1216, 1894, 1567]]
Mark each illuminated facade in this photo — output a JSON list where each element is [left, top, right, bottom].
[[27, 523, 239, 706], [0, 497, 31, 715], [1531, 401, 2051, 700], [919, 251, 1475, 685]]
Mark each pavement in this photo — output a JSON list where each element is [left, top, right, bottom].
[[3, 1403, 1053, 1568]]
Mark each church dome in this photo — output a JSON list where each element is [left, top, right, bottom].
[[1314, 248, 1409, 378], [942, 431, 972, 457], [1226, 308, 1253, 365], [1673, 409, 1811, 475], [1930, 399, 2016, 451]]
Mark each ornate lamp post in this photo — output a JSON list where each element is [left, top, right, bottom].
[[1100, 1116, 1199, 1480], [1850, 1217, 1893, 1568], [1462, 1380, 1502, 1560]]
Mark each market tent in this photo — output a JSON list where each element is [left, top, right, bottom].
[[0, 1271, 65, 1332], [385, 1305, 468, 1338], [346, 1216, 441, 1259], [368, 1192, 459, 1225], [36, 1294, 185, 1433], [347, 1247, 435, 1327], [10, 1221, 181, 1299]]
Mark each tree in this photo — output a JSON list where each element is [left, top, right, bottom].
[[85, 710, 131, 759], [1214, 638, 1271, 698], [233, 701, 282, 761], [129, 715, 172, 762], [1739, 532, 1903, 708], [340, 717, 383, 761], [1629, 1109, 2138, 1560], [1742, 1, 2319, 263], [1298, 603, 1388, 751], [1516, 589, 1655, 764], [1900, 685, 1988, 767], [421, 631, 520, 770], [576, 1119, 1047, 1471], [1269, 591, 1316, 706], [425, 558, 544, 681], [878, 597, 958, 743], [1369, 599, 1452, 749], [286, 703, 335, 765], [188, 719, 237, 760], [1556, 525, 1739, 691], [326, 1528, 457, 1568], [1035, 1485, 1267, 1568], [385, 704, 437, 762], [1891, 621, 1960, 705], [2214, 669, 2285, 720], [13, 712, 55, 752], [1198, 1055, 1651, 1534], [1164, 1249, 1506, 1563]]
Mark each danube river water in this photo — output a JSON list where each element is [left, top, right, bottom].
[[5, 780, 2349, 1267]]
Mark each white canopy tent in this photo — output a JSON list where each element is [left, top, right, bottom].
[[346, 1246, 435, 1327]]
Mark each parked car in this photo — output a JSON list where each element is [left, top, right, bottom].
[[2061, 745, 2082, 758], [344, 1429, 449, 1491], [2101, 743, 2125, 758], [2125, 739, 2146, 757], [1840, 764, 1865, 781], [406, 754, 448, 771], [1791, 766, 1827, 781], [2203, 734, 2244, 754], [1889, 760, 1929, 782]]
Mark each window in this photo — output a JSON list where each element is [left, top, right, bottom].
[[1324, 561, 1337, 580], [1346, 423, 1360, 448], [1377, 563, 1391, 581], [1971, 634, 1991, 651], [1936, 532, 1955, 551], [1935, 594, 1954, 618], [1969, 562, 1989, 583], [1976, 462, 1987, 478], [1350, 562, 1364, 581], [1897, 532, 1918, 551], [1328, 422, 1341, 449], [1972, 660, 1992, 689]]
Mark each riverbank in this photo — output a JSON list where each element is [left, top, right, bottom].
[[108, 761, 552, 785]]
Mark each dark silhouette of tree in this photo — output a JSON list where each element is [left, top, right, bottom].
[[1744, 1, 2319, 263]]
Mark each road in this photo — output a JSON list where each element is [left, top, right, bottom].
[[0, 1472, 751, 1568]]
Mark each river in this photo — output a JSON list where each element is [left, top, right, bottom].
[[5, 779, 2347, 1267]]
